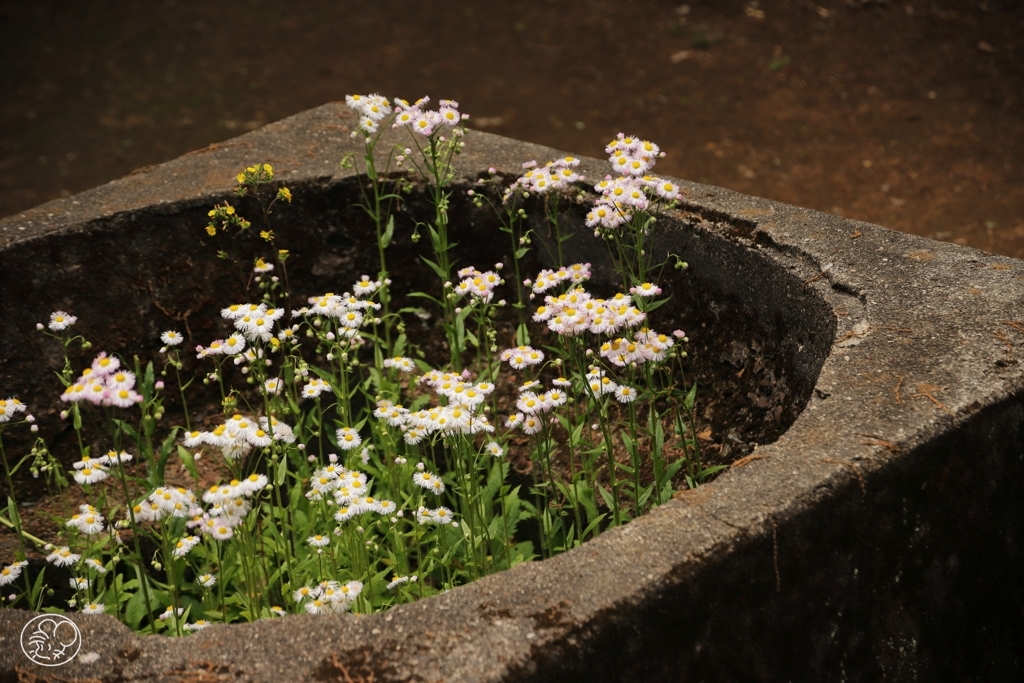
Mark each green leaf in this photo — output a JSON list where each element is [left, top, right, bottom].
[[381, 214, 395, 248], [684, 382, 698, 411], [154, 428, 180, 484], [515, 247, 530, 260], [420, 255, 447, 280], [143, 361, 156, 399], [114, 418, 139, 441], [177, 446, 201, 483], [30, 564, 47, 607], [275, 454, 288, 487], [515, 323, 531, 347], [124, 586, 149, 630]]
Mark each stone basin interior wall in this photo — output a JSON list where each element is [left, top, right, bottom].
[[0, 176, 833, 502]]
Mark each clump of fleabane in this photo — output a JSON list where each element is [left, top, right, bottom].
[[586, 135, 683, 231], [504, 156, 585, 201], [452, 266, 504, 304], [60, 353, 142, 408], [345, 93, 393, 136], [182, 414, 294, 461], [392, 96, 469, 137]]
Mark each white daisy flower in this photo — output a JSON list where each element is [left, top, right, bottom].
[[74, 466, 109, 485], [335, 427, 362, 451], [0, 561, 28, 586], [48, 311, 77, 331], [161, 330, 184, 346], [307, 535, 331, 548]]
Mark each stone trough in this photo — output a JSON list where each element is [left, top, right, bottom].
[[1, 103, 1022, 681]]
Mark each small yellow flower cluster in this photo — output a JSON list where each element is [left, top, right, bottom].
[[205, 202, 251, 236], [236, 163, 274, 187]]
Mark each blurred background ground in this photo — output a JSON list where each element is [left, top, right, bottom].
[[1, 0, 1022, 256]]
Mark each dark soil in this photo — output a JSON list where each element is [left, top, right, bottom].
[[1, 0, 1022, 255]]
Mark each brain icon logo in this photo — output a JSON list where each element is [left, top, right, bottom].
[[20, 614, 82, 666]]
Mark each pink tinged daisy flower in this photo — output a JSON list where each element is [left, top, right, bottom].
[[184, 620, 211, 631], [82, 380, 107, 405], [91, 353, 119, 376], [82, 602, 106, 615], [48, 311, 77, 331], [60, 382, 87, 403], [335, 427, 362, 450], [412, 112, 438, 136], [631, 282, 662, 298], [159, 606, 185, 621], [485, 442, 503, 458], [108, 388, 141, 409]]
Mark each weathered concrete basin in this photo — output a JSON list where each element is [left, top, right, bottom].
[[1, 103, 1022, 681]]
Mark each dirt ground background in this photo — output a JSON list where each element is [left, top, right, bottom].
[[1, 0, 1022, 256]]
